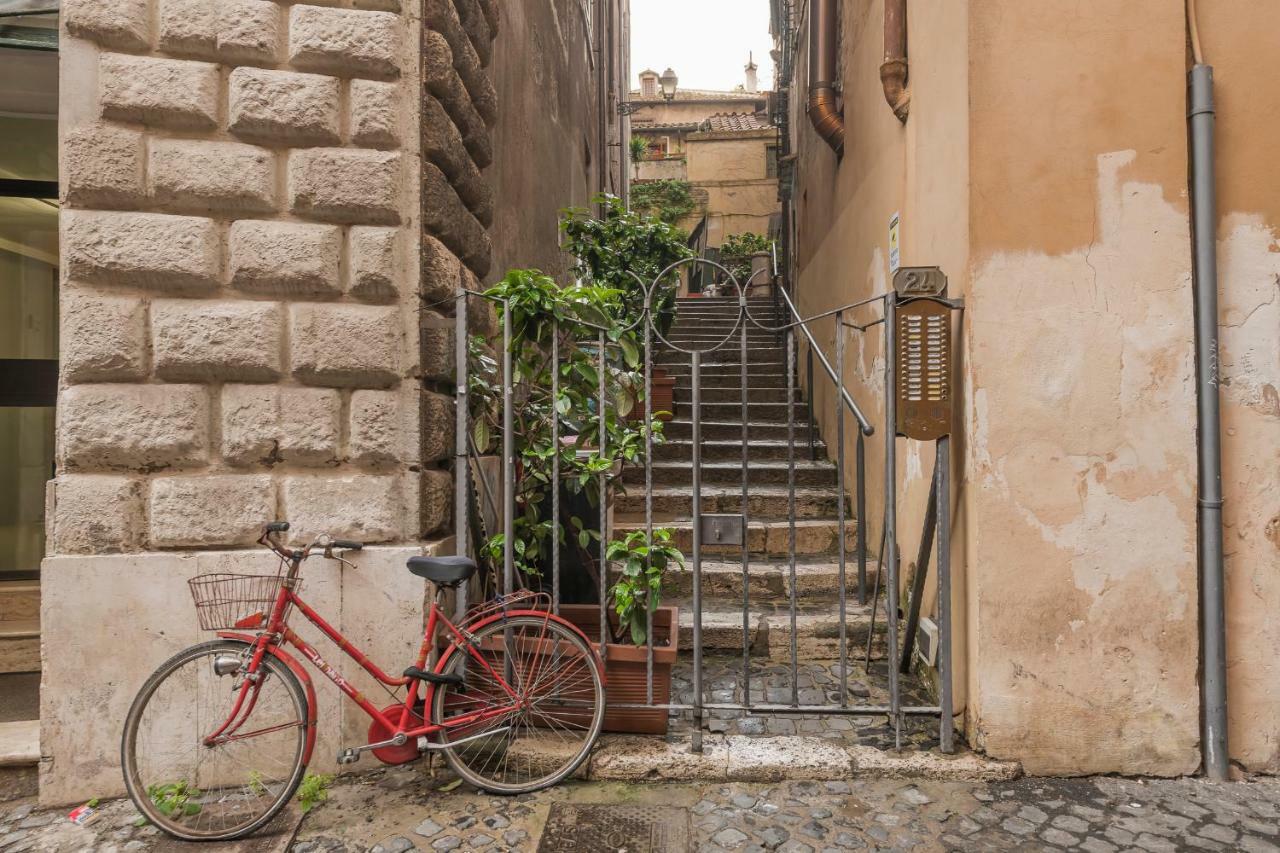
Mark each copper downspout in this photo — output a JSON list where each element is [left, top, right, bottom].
[[807, 0, 845, 155], [881, 0, 910, 122]]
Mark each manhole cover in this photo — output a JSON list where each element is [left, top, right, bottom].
[[536, 803, 690, 852]]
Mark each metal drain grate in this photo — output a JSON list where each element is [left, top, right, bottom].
[[536, 803, 691, 852]]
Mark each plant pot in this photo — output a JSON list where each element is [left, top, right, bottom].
[[650, 367, 676, 422], [556, 604, 679, 735]]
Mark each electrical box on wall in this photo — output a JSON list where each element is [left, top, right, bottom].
[[916, 617, 939, 668]]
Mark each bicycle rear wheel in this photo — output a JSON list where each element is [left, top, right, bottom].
[[121, 639, 309, 841], [432, 615, 605, 793]]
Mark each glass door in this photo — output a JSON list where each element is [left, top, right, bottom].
[[0, 10, 58, 582]]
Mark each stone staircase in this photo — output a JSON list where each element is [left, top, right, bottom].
[[616, 296, 880, 664], [0, 580, 40, 801]]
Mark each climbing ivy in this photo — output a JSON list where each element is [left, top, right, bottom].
[[719, 232, 776, 283], [630, 179, 698, 227]]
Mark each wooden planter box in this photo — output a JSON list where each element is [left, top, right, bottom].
[[557, 604, 679, 735]]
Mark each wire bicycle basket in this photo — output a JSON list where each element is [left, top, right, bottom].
[[187, 573, 298, 631]]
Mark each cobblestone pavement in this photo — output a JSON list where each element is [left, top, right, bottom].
[[4, 765, 1278, 852], [670, 656, 938, 750]]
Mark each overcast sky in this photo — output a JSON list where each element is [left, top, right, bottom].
[[630, 0, 775, 93]]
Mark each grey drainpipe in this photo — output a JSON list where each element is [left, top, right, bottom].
[[1188, 63, 1229, 782]]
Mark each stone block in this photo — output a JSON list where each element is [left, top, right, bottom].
[[218, 0, 280, 63], [229, 220, 341, 297], [99, 54, 218, 130], [288, 5, 401, 79], [462, 268, 497, 335], [347, 226, 400, 302], [421, 162, 490, 277], [60, 290, 146, 384], [348, 389, 399, 466], [454, 0, 494, 64], [282, 474, 401, 543], [422, 31, 492, 168], [63, 0, 150, 50], [228, 67, 341, 145], [59, 383, 208, 470], [279, 387, 341, 465], [419, 311, 456, 382], [149, 475, 277, 547], [348, 79, 399, 149], [421, 95, 492, 225], [49, 475, 144, 555], [157, 0, 217, 55], [418, 467, 452, 536], [352, 0, 399, 11], [61, 124, 145, 208], [290, 303, 401, 387], [62, 210, 219, 292], [420, 390, 454, 463], [420, 234, 461, 303], [221, 384, 278, 465], [288, 148, 401, 224], [152, 299, 283, 382], [149, 139, 277, 214]]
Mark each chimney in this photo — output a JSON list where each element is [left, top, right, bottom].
[[744, 52, 759, 94]]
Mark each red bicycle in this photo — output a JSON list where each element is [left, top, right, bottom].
[[120, 522, 606, 841]]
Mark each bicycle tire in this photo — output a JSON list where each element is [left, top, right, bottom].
[[432, 615, 605, 794], [121, 639, 310, 841]]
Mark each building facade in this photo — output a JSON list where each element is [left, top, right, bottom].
[[775, 0, 1280, 776], [4, 0, 627, 803]]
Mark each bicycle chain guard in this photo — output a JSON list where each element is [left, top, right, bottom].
[[367, 703, 424, 765]]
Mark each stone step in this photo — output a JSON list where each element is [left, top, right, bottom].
[[614, 518, 857, 559], [661, 420, 819, 441], [652, 438, 827, 462], [671, 374, 790, 389], [656, 348, 786, 366], [0, 619, 39, 675], [672, 386, 797, 404], [617, 486, 849, 519], [656, 559, 881, 601], [627, 460, 837, 488], [675, 600, 881, 661], [668, 401, 810, 422], [0, 718, 40, 800], [0, 581, 39, 622]]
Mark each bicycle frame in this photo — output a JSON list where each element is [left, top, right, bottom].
[[207, 576, 563, 751]]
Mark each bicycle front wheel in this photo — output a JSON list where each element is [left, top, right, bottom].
[[432, 615, 605, 794], [121, 639, 309, 841]]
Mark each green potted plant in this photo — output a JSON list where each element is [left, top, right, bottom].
[[559, 528, 684, 734]]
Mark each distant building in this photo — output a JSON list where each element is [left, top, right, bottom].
[[628, 62, 780, 252]]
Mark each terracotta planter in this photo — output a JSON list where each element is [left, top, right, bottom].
[[557, 604, 679, 735], [650, 367, 676, 422]]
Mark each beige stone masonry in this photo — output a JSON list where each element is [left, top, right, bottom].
[[148, 475, 277, 547], [48, 475, 145, 555], [151, 299, 283, 382], [288, 148, 402, 224], [422, 30, 492, 168], [227, 68, 342, 145], [348, 390, 401, 466], [347, 226, 402, 301], [229, 219, 342, 297], [61, 124, 145, 208], [63, 210, 220, 292], [281, 474, 402, 544], [62, 0, 150, 50], [288, 5, 402, 79], [289, 302, 402, 387], [349, 80, 401, 149], [60, 290, 147, 383], [147, 139, 278, 214], [59, 384, 209, 471], [99, 54, 219, 130]]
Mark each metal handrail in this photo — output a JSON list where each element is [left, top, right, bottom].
[[775, 285, 875, 436]]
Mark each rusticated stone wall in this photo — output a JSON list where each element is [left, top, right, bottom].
[[49, 0, 491, 553]]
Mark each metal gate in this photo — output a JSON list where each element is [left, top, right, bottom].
[[451, 256, 959, 754]]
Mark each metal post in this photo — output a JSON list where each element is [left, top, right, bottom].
[[937, 435, 954, 753], [690, 350, 704, 752], [1189, 63, 1229, 782], [786, 329, 798, 706], [740, 301, 752, 705], [597, 331, 609, 658], [806, 348, 817, 460], [645, 310, 655, 704], [884, 294, 902, 748], [551, 323, 560, 616], [857, 432, 867, 605], [835, 311, 848, 706], [502, 300, 514, 600], [454, 290, 469, 618]]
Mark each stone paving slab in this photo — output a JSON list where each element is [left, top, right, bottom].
[[3, 766, 1279, 852]]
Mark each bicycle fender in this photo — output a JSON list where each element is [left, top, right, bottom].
[[217, 631, 319, 765], [435, 610, 608, 686]]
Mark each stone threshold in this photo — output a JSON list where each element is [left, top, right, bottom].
[[577, 734, 1021, 784]]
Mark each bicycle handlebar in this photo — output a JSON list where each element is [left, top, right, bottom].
[[265, 521, 290, 533], [331, 540, 364, 551]]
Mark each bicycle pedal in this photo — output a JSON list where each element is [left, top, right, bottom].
[[337, 749, 360, 765]]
